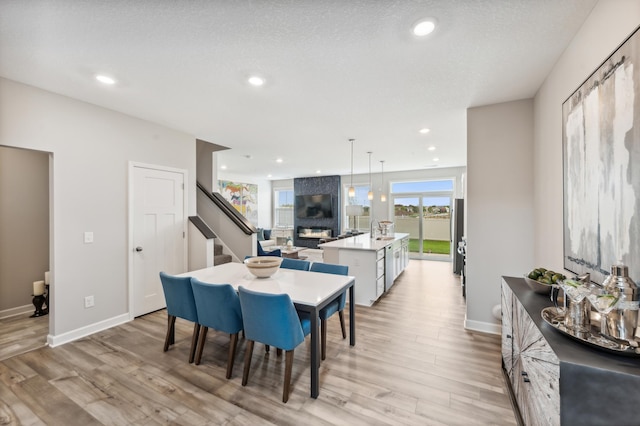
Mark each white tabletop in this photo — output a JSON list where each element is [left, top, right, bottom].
[[179, 262, 353, 307], [318, 232, 410, 251]]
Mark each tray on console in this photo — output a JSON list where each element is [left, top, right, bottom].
[[541, 307, 640, 357]]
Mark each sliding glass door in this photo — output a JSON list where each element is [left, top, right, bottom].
[[391, 180, 453, 260]]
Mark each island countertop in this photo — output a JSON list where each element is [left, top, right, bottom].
[[318, 232, 409, 251]]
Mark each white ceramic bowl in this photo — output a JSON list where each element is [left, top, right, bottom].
[[244, 256, 283, 278]]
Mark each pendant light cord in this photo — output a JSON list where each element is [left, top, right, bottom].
[[350, 139, 354, 189]]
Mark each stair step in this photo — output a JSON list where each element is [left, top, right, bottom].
[[214, 243, 224, 255], [214, 254, 232, 265]]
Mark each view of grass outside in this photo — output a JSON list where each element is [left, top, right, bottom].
[[409, 239, 450, 254]]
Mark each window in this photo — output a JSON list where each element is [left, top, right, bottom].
[[274, 189, 294, 228], [391, 179, 453, 193], [345, 185, 371, 231]]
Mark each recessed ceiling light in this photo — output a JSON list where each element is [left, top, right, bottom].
[[248, 76, 265, 86], [220, 165, 227, 170], [316, 170, 321, 174], [419, 128, 430, 134], [427, 146, 436, 151], [433, 157, 439, 162], [267, 174, 272, 178], [276, 158, 283, 163], [95, 74, 116, 85], [413, 19, 436, 37]]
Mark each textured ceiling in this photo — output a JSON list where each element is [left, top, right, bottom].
[[0, 0, 598, 179]]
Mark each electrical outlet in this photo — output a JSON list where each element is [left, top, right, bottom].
[[84, 295, 95, 308], [84, 232, 94, 243]]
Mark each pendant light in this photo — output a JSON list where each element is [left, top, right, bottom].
[[348, 138, 355, 198], [367, 152, 373, 200], [380, 160, 386, 202]]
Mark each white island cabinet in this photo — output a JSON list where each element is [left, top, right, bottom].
[[319, 233, 410, 306]]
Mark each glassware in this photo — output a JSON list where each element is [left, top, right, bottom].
[[587, 287, 620, 315], [559, 279, 592, 332], [559, 279, 591, 303]]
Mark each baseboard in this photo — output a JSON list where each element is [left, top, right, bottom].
[[47, 313, 131, 347], [464, 317, 501, 335], [0, 304, 33, 319]]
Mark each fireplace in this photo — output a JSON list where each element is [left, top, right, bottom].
[[297, 226, 332, 239]]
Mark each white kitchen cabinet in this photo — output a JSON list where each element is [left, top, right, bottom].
[[320, 233, 409, 306], [401, 236, 409, 269], [323, 247, 382, 306], [376, 251, 385, 298]]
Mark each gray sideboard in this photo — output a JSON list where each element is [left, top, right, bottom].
[[501, 276, 640, 426]]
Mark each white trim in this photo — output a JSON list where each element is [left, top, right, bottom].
[[464, 317, 501, 335], [0, 304, 33, 319], [47, 313, 130, 347], [128, 162, 188, 321]]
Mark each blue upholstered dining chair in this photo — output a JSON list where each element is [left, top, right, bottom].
[[190, 278, 244, 379], [238, 286, 311, 403], [257, 240, 281, 257], [159, 272, 201, 363], [280, 257, 311, 271], [309, 262, 349, 360]]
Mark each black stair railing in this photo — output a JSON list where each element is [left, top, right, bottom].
[[196, 182, 256, 235]]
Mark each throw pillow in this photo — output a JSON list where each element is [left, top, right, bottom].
[[256, 228, 265, 241], [263, 229, 272, 240]]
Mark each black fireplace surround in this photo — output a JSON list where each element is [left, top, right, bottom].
[[293, 175, 341, 248]]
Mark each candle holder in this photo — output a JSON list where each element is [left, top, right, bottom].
[[44, 284, 50, 314], [31, 294, 47, 317]]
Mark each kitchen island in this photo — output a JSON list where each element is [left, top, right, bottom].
[[319, 233, 409, 306]]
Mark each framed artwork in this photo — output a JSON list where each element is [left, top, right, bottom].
[[219, 180, 258, 226], [563, 26, 640, 284]]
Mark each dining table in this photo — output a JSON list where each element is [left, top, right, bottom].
[[178, 261, 356, 398]]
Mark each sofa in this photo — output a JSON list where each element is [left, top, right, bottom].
[[257, 228, 277, 248]]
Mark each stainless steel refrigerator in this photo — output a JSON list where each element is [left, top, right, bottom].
[[452, 198, 464, 275]]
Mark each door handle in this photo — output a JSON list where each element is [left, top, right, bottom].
[[135, 246, 143, 252]]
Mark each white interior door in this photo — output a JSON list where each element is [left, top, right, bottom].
[[132, 165, 186, 317]]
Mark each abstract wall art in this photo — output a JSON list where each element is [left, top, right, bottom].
[[219, 180, 258, 226], [563, 26, 640, 284]]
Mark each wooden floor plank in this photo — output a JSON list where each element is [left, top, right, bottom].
[[0, 260, 516, 425]]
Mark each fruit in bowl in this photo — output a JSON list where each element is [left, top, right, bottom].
[[524, 267, 566, 294], [244, 256, 283, 278]]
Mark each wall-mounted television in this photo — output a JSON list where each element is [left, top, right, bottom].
[[295, 194, 333, 218]]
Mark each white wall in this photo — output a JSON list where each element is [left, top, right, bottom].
[[466, 99, 535, 333], [534, 0, 640, 270], [463, 0, 639, 334], [0, 78, 196, 341]]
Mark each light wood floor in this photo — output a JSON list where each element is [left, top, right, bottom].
[[0, 260, 516, 425], [0, 312, 48, 362]]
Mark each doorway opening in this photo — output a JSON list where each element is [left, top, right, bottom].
[[391, 179, 453, 261], [0, 146, 51, 360]]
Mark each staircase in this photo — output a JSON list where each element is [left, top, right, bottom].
[[214, 243, 232, 265]]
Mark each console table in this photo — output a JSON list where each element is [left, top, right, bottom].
[[502, 276, 640, 425]]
